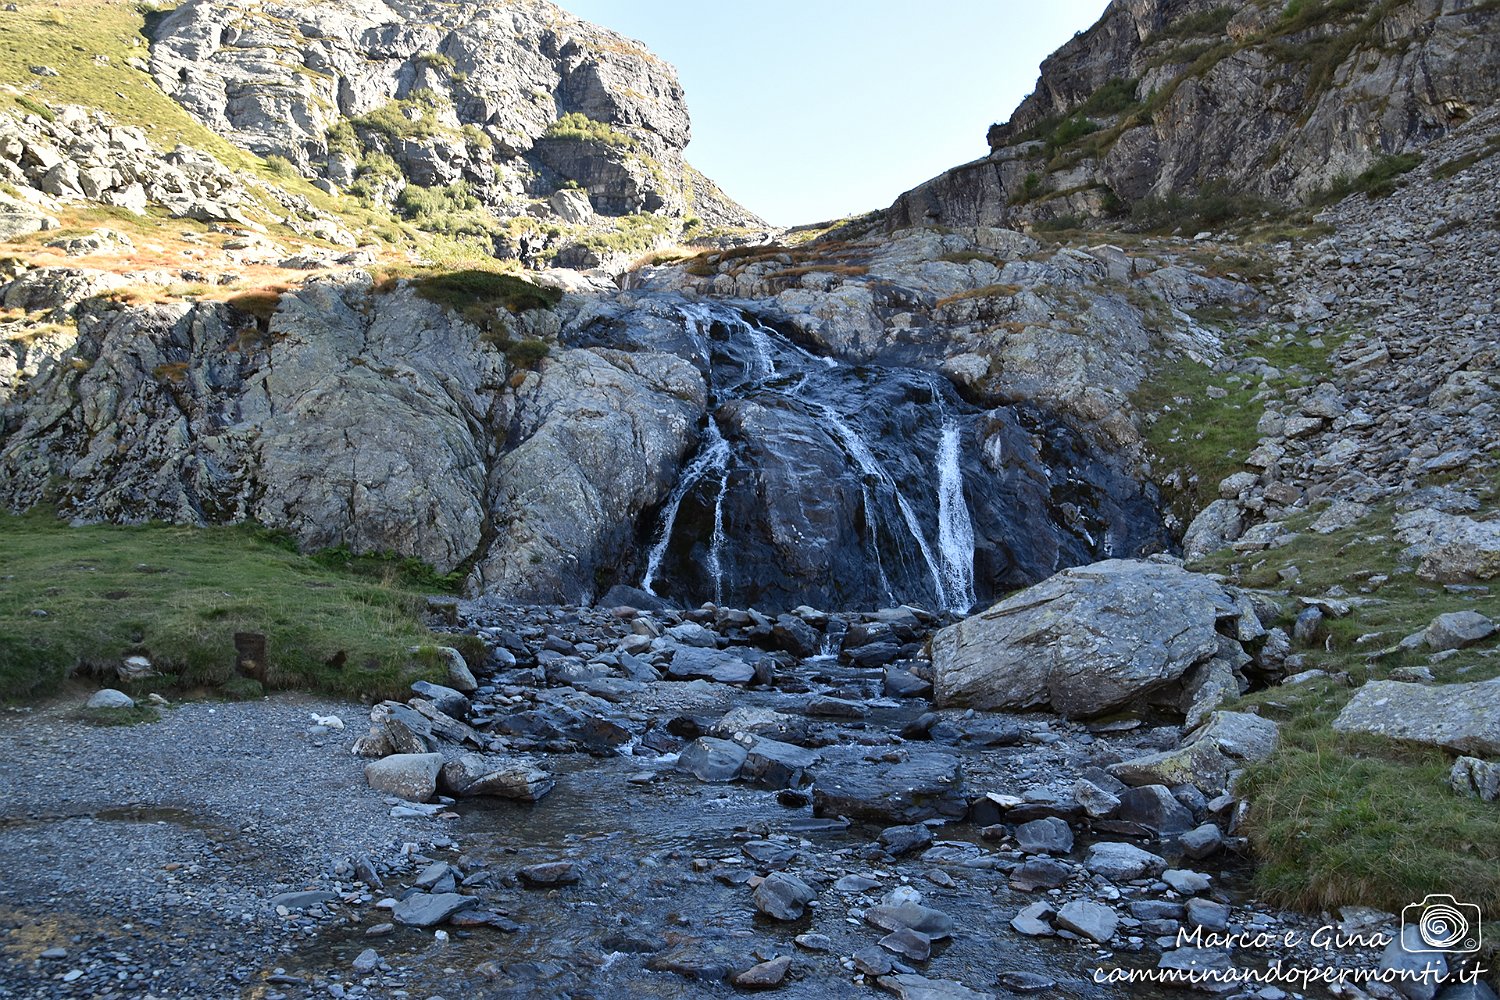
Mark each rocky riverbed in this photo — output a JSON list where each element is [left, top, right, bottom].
[[2, 575, 1455, 1000]]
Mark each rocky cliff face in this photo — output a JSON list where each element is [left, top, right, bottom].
[[148, 0, 763, 262], [888, 0, 1499, 230]]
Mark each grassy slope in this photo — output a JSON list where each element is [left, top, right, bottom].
[[0, 511, 461, 703], [1136, 296, 1500, 911]]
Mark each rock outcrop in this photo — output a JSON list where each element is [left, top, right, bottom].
[[147, 0, 762, 255], [929, 558, 1260, 718], [0, 270, 702, 603], [1332, 678, 1500, 755], [887, 0, 1500, 229]]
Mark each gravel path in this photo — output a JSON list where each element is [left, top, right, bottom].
[[0, 692, 434, 1000]]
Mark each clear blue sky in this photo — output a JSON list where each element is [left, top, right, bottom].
[[559, 0, 1112, 226]]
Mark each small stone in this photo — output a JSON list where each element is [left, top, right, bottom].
[[734, 955, 792, 988], [1186, 898, 1230, 931], [878, 926, 932, 961], [1084, 842, 1167, 881], [752, 872, 816, 921], [352, 948, 380, 974], [1010, 901, 1055, 936], [87, 689, 134, 710], [1179, 823, 1223, 860], [997, 971, 1056, 993], [794, 933, 832, 952], [1013, 816, 1074, 855], [518, 861, 579, 886], [1162, 869, 1211, 895], [878, 823, 934, 857]]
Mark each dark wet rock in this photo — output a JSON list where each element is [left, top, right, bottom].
[[1114, 784, 1195, 834], [351, 947, 380, 974], [835, 874, 883, 893], [876, 972, 995, 1000], [740, 736, 820, 789], [665, 646, 758, 684], [598, 584, 671, 612], [742, 839, 799, 869], [878, 823, 935, 857], [811, 748, 965, 824], [885, 666, 934, 699], [806, 695, 868, 718], [847, 642, 903, 668], [773, 615, 822, 657], [795, 932, 833, 952], [1158, 947, 1233, 977], [676, 737, 749, 782], [1179, 823, 1223, 860], [1084, 842, 1167, 880], [864, 901, 954, 940], [392, 892, 475, 928], [1073, 778, 1121, 818], [997, 970, 1056, 994], [734, 954, 793, 989], [928, 718, 1023, 747], [1055, 899, 1116, 944], [647, 941, 736, 982], [441, 753, 554, 801], [1009, 857, 1072, 891], [1013, 817, 1074, 855], [518, 861, 580, 886], [968, 792, 1024, 826], [1162, 869, 1211, 894], [753, 871, 816, 921]]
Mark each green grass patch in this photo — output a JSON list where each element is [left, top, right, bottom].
[[1155, 6, 1235, 40], [542, 112, 634, 149], [1311, 152, 1422, 204], [1432, 133, 1500, 180], [0, 511, 457, 704], [1191, 501, 1500, 912], [404, 268, 562, 319], [81, 704, 161, 726], [1133, 327, 1341, 524]]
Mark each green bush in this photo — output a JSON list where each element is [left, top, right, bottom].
[[503, 338, 551, 368], [543, 112, 634, 149], [414, 51, 455, 72], [1157, 6, 1234, 39], [1076, 77, 1140, 117], [1045, 115, 1100, 156], [1311, 151, 1422, 204]]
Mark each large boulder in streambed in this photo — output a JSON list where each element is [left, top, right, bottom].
[[930, 558, 1252, 717]]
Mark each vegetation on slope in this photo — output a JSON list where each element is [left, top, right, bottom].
[[0, 511, 466, 704]]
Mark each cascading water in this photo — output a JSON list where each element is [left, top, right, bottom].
[[600, 298, 1165, 613]]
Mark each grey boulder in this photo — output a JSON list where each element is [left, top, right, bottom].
[[1333, 679, 1500, 756], [930, 559, 1251, 717], [364, 752, 443, 802]]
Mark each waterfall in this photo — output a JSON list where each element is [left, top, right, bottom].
[[640, 417, 730, 596], [816, 402, 953, 610], [935, 418, 977, 612]]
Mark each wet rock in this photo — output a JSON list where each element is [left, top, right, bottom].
[[441, 753, 554, 801], [676, 737, 749, 782], [879, 823, 935, 857], [734, 955, 792, 989], [351, 948, 380, 974], [930, 559, 1249, 717], [835, 874, 882, 893], [1114, 784, 1195, 834], [854, 946, 896, 976], [752, 871, 816, 921], [881, 925, 932, 961], [885, 666, 933, 699], [667, 621, 718, 648], [518, 861, 580, 886], [794, 933, 832, 951], [1009, 857, 1072, 891], [1073, 778, 1121, 818], [86, 689, 134, 710], [996, 971, 1056, 994], [363, 752, 443, 802], [864, 901, 954, 940], [812, 747, 965, 824], [392, 892, 475, 927], [772, 615, 821, 657], [270, 889, 337, 910], [1179, 823, 1223, 859], [739, 736, 819, 789], [1157, 947, 1232, 977], [875, 973, 995, 1000], [1013, 816, 1074, 855], [1054, 899, 1116, 944], [806, 695, 868, 718], [647, 941, 736, 982], [1333, 678, 1500, 755], [1085, 842, 1167, 880]]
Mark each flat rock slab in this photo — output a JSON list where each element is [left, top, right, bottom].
[[364, 753, 443, 803], [929, 558, 1246, 717], [665, 646, 757, 684], [676, 737, 749, 782], [392, 892, 475, 927], [1332, 678, 1500, 755], [811, 747, 965, 824], [876, 973, 996, 1000]]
